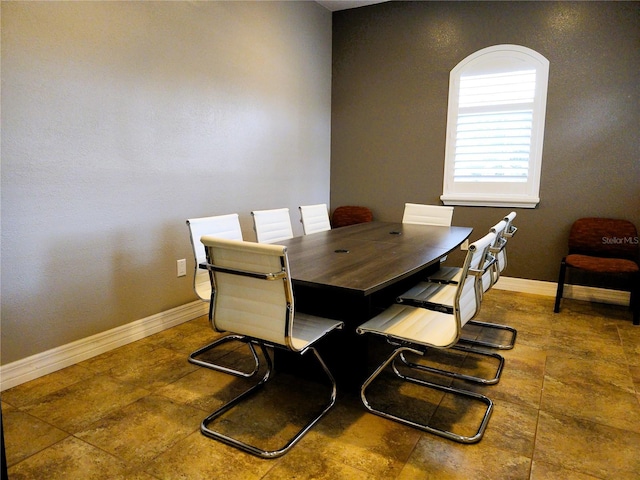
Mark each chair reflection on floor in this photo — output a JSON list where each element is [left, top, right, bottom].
[[196, 237, 343, 458]]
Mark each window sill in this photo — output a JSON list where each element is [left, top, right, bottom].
[[440, 194, 539, 209]]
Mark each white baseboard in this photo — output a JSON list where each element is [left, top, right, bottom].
[[0, 278, 631, 391], [0, 300, 208, 392], [493, 276, 631, 306]]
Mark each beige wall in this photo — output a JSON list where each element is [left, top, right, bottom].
[[1, 1, 332, 364], [330, 1, 640, 281]]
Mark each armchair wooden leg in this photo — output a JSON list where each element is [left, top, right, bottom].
[[554, 259, 567, 313]]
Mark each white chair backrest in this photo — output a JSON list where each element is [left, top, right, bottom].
[[491, 219, 509, 272], [483, 219, 508, 291], [201, 237, 297, 350], [499, 211, 517, 274], [186, 214, 243, 301], [299, 204, 331, 235], [503, 211, 517, 238], [251, 208, 294, 244], [402, 203, 454, 226], [456, 231, 496, 327]]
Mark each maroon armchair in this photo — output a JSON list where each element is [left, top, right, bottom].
[[330, 206, 373, 228], [554, 217, 639, 325]]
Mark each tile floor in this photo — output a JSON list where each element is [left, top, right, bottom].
[[2, 290, 640, 479]]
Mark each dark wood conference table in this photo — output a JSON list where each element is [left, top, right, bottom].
[[288, 221, 469, 287], [276, 221, 473, 387]]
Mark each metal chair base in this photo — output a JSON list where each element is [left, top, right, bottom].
[[200, 343, 337, 459], [188, 334, 260, 378], [396, 342, 504, 385], [362, 346, 493, 444], [460, 320, 518, 350]]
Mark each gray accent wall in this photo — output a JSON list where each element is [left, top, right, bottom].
[[331, 1, 640, 281], [1, 1, 332, 365]]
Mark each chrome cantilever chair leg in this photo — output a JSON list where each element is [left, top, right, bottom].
[[201, 344, 338, 459], [396, 342, 505, 385], [362, 346, 493, 444], [188, 334, 261, 378]]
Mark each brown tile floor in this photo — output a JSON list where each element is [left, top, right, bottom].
[[3, 290, 640, 479]]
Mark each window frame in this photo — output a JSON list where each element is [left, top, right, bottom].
[[440, 45, 549, 208]]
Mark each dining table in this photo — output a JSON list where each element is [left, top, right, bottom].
[[275, 221, 473, 388]]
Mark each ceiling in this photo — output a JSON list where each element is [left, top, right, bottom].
[[315, 1, 389, 12]]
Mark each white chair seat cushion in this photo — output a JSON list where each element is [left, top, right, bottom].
[[426, 264, 494, 294], [427, 266, 462, 284], [400, 280, 457, 305], [357, 304, 458, 348], [291, 313, 343, 351]]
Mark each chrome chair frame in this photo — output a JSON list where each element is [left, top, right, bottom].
[[196, 237, 343, 458], [201, 339, 337, 458], [361, 345, 493, 444]]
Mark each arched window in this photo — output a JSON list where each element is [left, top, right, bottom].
[[441, 45, 549, 208]]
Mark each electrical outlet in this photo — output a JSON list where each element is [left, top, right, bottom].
[[177, 259, 187, 277]]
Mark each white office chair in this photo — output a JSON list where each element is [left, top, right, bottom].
[[402, 203, 454, 261], [395, 227, 505, 385], [357, 231, 497, 443], [299, 204, 331, 235], [426, 220, 507, 291], [470, 212, 518, 349], [197, 237, 343, 458], [422, 212, 518, 349], [186, 214, 244, 302], [251, 208, 294, 243], [402, 203, 454, 226], [186, 214, 262, 377]]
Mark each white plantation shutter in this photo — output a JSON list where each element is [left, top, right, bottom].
[[441, 46, 549, 208], [454, 109, 533, 183]]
